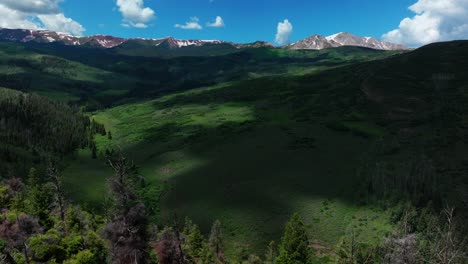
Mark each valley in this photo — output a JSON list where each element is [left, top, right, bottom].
[[0, 25, 467, 263]]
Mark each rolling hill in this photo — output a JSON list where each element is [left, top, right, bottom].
[[60, 41, 468, 256], [0, 40, 403, 110], [0, 26, 467, 260]]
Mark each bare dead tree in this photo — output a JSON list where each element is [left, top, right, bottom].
[[430, 207, 467, 264], [384, 234, 418, 264], [208, 220, 224, 262], [104, 152, 149, 264], [153, 227, 187, 264], [47, 163, 66, 223], [0, 214, 41, 264]]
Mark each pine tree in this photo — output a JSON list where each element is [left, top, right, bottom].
[[91, 144, 97, 159], [275, 213, 311, 264], [187, 224, 205, 259], [25, 168, 54, 228]]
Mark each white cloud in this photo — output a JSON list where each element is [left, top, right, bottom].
[[275, 19, 293, 45], [175, 17, 203, 30], [0, 0, 61, 14], [116, 0, 155, 28], [0, 1, 85, 35], [383, 0, 468, 47], [0, 4, 40, 29], [207, 16, 224, 28], [38, 14, 85, 35]]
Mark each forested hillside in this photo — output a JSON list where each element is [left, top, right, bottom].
[[0, 87, 102, 177], [0, 41, 402, 109], [0, 39, 467, 263], [64, 41, 468, 260]]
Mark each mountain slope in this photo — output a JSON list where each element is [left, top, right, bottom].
[[288, 32, 408, 50], [0, 41, 402, 108], [63, 41, 468, 256], [0, 27, 274, 53], [0, 27, 406, 54], [0, 87, 94, 177]]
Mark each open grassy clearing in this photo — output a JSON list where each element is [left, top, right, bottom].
[[63, 72, 393, 256], [60, 40, 468, 258]]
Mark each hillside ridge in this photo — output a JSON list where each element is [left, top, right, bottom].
[[0, 27, 406, 50]]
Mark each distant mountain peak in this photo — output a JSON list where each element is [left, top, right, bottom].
[[236, 41, 275, 49], [0, 27, 407, 51], [0, 28, 230, 49], [289, 32, 409, 51]]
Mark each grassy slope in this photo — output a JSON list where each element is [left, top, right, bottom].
[[0, 41, 401, 108], [62, 41, 468, 257], [0, 42, 136, 103], [63, 74, 395, 256]]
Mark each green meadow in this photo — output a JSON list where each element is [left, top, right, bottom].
[[5, 39, 467, 258], [63, 73, 393, 255]]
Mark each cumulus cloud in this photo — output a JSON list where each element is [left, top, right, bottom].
[[0, 0, 85, 35], [383, 0, 468, 47], [38, 14, 85, 35], [207, 16, 224, 28], [116, 0, 155, 28], [175, 17, 203, 30], [0, 0, 61, 14], [0, 4, 40, 30], [275, 19, 293, 45]]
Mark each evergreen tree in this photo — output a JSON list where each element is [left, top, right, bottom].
[[186, 224, 205, 260], [91, 144, 97, 159], [275, 213, 311, 264], [25, 168, 55, 228]]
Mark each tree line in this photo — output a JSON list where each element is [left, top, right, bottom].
[[0, 151, 315, 264], [0, 88, 104, 178], [1, 151, 466, 263], [0, 89, 467, 263]]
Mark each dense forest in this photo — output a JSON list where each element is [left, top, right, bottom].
[[0, 90, 466, 263], [1, 39, 468, 263], [0, 87, 107, 177], [1, 152, 466, 263]]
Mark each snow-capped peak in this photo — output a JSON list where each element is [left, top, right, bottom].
[[289, 32, 409, 51], [325, 32, 346, 41]]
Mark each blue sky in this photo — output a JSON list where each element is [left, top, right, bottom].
[[61, 0, 415, 43], [0, 0, 467, 47]]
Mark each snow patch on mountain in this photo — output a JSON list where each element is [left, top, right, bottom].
[[289, 32, 408, 51]]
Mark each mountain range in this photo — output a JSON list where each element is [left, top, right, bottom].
[[288, 32, 409, 50], [0, 27, 408, 51]]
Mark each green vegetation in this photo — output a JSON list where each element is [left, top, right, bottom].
[[276, 213, 311, 264], [0, 41, 401, 109], [63, 77, 390, 255], [0, 87, 102, 177], [58, 41, 468, 259], [1, 40, 468, 262]]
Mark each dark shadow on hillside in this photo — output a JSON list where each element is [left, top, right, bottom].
[[106, 66, 383, 249], [120, 41, 468, 249], [0, 41, 403, 108]]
